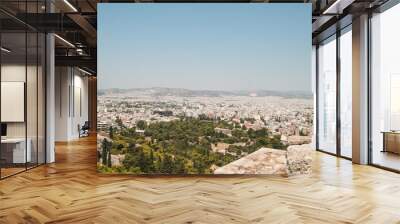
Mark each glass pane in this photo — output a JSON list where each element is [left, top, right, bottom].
[[27, 31, 38, 169], [340, 28, 352, 158], [38, 33, 46, 165], [318, 36, 337, 154], [371, 4, 400, 170], [312, 45, 317, 149], [26, 0, 38, 168], [1, 32, 27, 177], [0, 1, 46, 178]]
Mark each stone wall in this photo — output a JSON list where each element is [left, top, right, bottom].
[[214, 148, 288, 175], [286, 144, 313, 175], [214, 144, 314, 176]]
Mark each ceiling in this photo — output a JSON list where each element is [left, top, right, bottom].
[[0, 0, 391, 75]]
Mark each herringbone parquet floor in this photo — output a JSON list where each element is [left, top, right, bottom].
[[1, 136, 400, 224]]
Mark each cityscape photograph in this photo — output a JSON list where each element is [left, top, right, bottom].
[[97, 4, 312, 174]]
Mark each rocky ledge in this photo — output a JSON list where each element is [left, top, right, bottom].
[[214, 144, 314, 176]]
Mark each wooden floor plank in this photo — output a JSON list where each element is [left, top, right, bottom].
[[1, 135, 400, 223]]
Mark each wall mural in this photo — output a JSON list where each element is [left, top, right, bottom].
[[97, 3, 313, 175]]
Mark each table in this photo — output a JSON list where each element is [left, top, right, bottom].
[[382, 131, 400, 154], [1, 138, 32, 164]]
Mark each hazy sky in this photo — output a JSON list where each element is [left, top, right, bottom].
[[98, 4, 311, 92]]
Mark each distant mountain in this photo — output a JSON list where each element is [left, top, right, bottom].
[[98, 87, 313, 99]]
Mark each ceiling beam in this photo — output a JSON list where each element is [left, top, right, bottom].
[[55, 55, 97, 73], [67, 13, 97, 39]]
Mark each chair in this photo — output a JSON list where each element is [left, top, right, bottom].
[[79, 121, 90, 138]]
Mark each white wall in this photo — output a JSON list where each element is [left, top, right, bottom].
[[55, 66, 69, 141], [55, 67, 89, 141], [1, 65, 26, 138], [1, 63, 46, 164], [1, 65, 41, 137], [71, 73, 89, 138]]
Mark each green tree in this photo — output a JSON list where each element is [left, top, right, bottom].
[[161, 155, 174, 173], [156, 155, 162, 171], [149, 150, 155, 172], [101, 138, 112, 166], [109, 126, 114, 139], [107, 150, 112, 167], [174, 157, 186, 174], [101, 115, 288, 174], [122, 153, 139, 171], [137, 149, 149, 173], [137, 120, 146, 130], [127, 142, 135, 154], [254, 128, 268, 138]]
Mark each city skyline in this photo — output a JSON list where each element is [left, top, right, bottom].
[[98, 4, 312, 92], [98, 86, 312, 92], [98, 86, 313, 99]]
